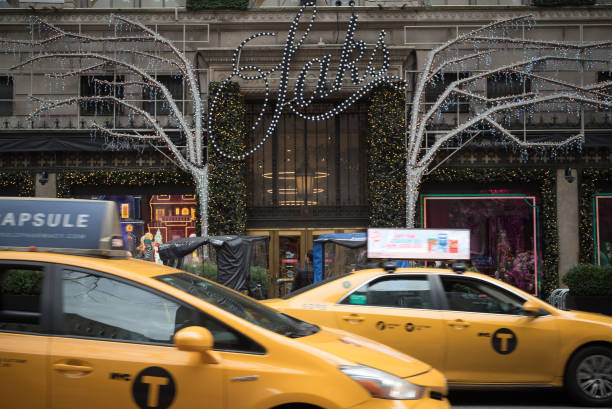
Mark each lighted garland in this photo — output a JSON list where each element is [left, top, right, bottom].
[[423, 167, 558, 299], [208, 82, 247, 236], [0, 172, 34, 196], [56, 170, 194, 198], [186, 0, 248, 11], [579, 168, 612, 264], [367, 84, 406, 227]]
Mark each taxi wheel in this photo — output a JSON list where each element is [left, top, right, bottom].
[[565, 346, 612, 407]]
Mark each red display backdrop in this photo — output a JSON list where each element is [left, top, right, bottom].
[[423, 195, 539, 295]]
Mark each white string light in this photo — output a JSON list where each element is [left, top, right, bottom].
[[207, 1, 405, 160], [404, 14, 612, 227]]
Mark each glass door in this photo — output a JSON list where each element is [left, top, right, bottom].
[[278, 232, 301, 297], [247, 228, 364, 298]]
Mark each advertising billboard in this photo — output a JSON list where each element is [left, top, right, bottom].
[[367, 228, 470, 260]]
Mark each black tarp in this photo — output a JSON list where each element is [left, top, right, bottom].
[[159, 235, 268, 293]]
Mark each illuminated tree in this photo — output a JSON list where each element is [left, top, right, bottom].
[[2, 15, 213, 236], [1, 3, 401, 237], [405, 15, 612, 227]]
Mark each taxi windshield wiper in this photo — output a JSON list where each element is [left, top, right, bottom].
[[282, 327, 316, 338], [280, 315, 319, 338]]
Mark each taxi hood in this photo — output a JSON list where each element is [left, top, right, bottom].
[[294, 326, 432, 378], [564, 309, 612, 326]]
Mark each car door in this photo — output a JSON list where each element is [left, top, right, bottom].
[[438, 274, 559, 385], [49, 267, 225, 409], [0, 261, 50, 409], [333, 274, 447, 371]]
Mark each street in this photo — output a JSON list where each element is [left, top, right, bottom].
[[450, 389, 590, 408]]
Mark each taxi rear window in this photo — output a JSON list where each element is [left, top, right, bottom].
[[282, 273, 352, 299]]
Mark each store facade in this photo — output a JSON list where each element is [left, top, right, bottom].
[[0, 2, 611, 297]]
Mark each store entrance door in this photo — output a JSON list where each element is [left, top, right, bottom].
[[247, 228, 364, 298]]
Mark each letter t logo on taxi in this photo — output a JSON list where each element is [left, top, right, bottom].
[[495, 333, 513, 352], [141, 376, 169, 407]]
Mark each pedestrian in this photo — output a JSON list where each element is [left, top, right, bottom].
[[292, 250, 314, 292], [135, 232, 154, 262]]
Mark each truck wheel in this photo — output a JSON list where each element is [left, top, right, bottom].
[[565, 346, 612, 407]]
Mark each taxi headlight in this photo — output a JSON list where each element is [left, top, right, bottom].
[[339, 365, 425, 400]]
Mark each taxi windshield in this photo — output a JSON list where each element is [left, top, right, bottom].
[[283, 273, 352, 299], [156, 273, 319, 338]]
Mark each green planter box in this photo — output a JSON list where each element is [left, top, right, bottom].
[[187, 0, 248, 10], [2, 294, 39, 311], [566, 294, 612, 316], [533, 0, 595, 6]]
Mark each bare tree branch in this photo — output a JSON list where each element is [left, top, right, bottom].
[[90, 123, 162, 140], [12, 51, 193, 160], [405, 15, 612, 227], [422, 93, 610, 167]]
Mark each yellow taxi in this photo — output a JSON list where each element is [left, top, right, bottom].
[[0, 198, 449, 409], [263, 262, 612, 407]]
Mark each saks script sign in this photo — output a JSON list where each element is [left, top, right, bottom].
[[208, 1, 404, 159], [367, 228, 471, 260]]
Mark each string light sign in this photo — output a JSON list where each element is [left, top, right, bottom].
[[208, 0, 404, 160]]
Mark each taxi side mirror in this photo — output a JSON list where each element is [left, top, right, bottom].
[[173, 326, 220, 364], [522, 301, 541, 317]]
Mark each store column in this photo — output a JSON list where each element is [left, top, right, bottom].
[[557, 168, 579, 284], [35, 171, 56, 198]]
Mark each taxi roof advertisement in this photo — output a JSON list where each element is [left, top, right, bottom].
[[367, 228, 471, 260], [0, 198, 106, 249]]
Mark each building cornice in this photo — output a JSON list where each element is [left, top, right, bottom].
[[1, 6, 612, 25]]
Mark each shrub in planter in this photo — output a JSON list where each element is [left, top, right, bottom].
[[1, 269, 43, 295], [0, 269, 43, 312], [562, 264, 612, 315], [183, 262, 218, 282], [249, 266, 269, 299], [181, 262, 269, 298]]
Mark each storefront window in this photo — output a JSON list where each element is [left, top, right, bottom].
[[423, 195, 539, 295], [246, 102, 367, 216], [594, 194, 612, 265], [76, 194, 197, 259]]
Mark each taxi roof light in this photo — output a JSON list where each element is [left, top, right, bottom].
[[0, 197, 129, 259], [382, 261, 397, 273], [452, 261, 467, 274]]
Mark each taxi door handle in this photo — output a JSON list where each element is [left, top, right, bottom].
[[342, 314, 365, 323], [53, 363, 93, 373], [448, 319, 470, 329]]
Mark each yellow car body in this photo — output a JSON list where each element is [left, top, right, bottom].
[[263, 267, 612, 407], [0, 252, 449, 409]]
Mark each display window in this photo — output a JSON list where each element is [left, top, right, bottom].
[[594, 194, 612, 266], [422, 194, 540, 295], [78, 194, 197, 259]]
